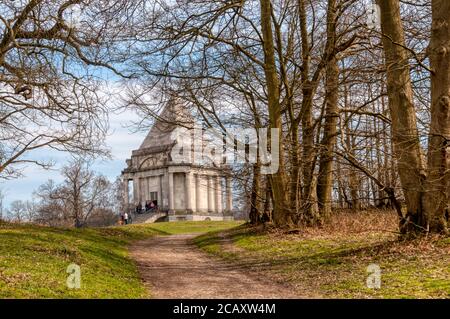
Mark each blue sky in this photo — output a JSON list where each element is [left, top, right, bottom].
[[0, 101, 147, 208]]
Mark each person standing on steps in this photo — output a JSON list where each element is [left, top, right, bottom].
[[136, 202, 142, 214], [150, 200, 155, 212]]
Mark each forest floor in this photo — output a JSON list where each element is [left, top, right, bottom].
[[194, 211, 450, 298]]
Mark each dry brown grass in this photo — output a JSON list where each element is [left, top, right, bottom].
[[322, 209, 398, 234], [255, 209, 400, 246]]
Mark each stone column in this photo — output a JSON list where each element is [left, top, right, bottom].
[[226, 176, 232, 212], [123, 179, 129, 209], [133, 177, 141, 205], [207, 176, 215, 212], [168, 172, 174, 212], [159, 175, 164, 208], [143, 176, 149, 203], [185, 172, 192, 212], [215, 176, 222, 213], [195, 174, 201, 212]]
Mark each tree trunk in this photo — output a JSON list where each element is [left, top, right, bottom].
[[377, 0, 427, 234], [317, 56, 338, 219], [301, 91, 319, 223], [263, 177, 273, 222], [289, 126, 301, 216], [423, 0, 450, 234], [296, 0, 317, 224], [336, 158, 345, 208], [317, 0, 339, 220], [344, 110, 361, 210], [249, 163, 262, 224], [348, 170, 360, 210], [381, 92, 394, 209], [259, 0, 292, 227]]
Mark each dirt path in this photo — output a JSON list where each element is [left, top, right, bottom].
[[130, 234, 301, 299]]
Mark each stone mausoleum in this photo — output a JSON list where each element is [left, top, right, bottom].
[[121, 100, 234, 222]]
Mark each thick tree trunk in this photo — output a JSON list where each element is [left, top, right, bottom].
[[272, 14, 302, 218], [317, 1, 339, 219], [348, 170, 360, 210], [423, 0, 450, 234], [263, 177, 273, 222], [317, 56, 338, 219], [249, 163, 262, 224], [336, 158, 345, 208], [301, 91, 319, 223], [260, 0, 292, 227], [296, 0, 318, 224], [377, 0, 427, 234], [289, 126, 301, 216]]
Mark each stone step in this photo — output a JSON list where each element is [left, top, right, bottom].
[[130, 211, 168, 224]]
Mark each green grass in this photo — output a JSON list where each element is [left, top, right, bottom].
[[147, 220, 243, 235], [194, 224, 450, 298], [0, 220, 241, 298], [2, 215, 446, 299]]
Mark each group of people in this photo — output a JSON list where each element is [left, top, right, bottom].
[[119, 212, 132, 225], [135, 200, 158, 214], [119, 200, 159, 226]]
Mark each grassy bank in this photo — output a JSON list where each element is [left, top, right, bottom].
[[0, 220, 241, 298], [194, 211, 450, 298]]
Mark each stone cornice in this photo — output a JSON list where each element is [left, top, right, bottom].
[[131, 143, 175, 156]]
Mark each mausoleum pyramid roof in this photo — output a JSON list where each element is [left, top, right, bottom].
[[139, 98, 194, 151]]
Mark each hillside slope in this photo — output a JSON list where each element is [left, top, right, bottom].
[[0, 221, 240, 298]]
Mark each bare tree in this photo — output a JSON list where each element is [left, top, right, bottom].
[[34, 179, 70, 226], [376, 0, 426, 234], [259, 0, 291, 226], [0, 0, 132, 178], [316, 0, 340, 221], [423, 0, 449, 234], [5, 1, 447, 232], [7, 199, 26, 223], [377, 0, 449, 234], [33, 158, 115, 227]]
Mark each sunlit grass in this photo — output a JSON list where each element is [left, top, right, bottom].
[[0, 220, 241, 298], [194, 211, 450, 298]]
